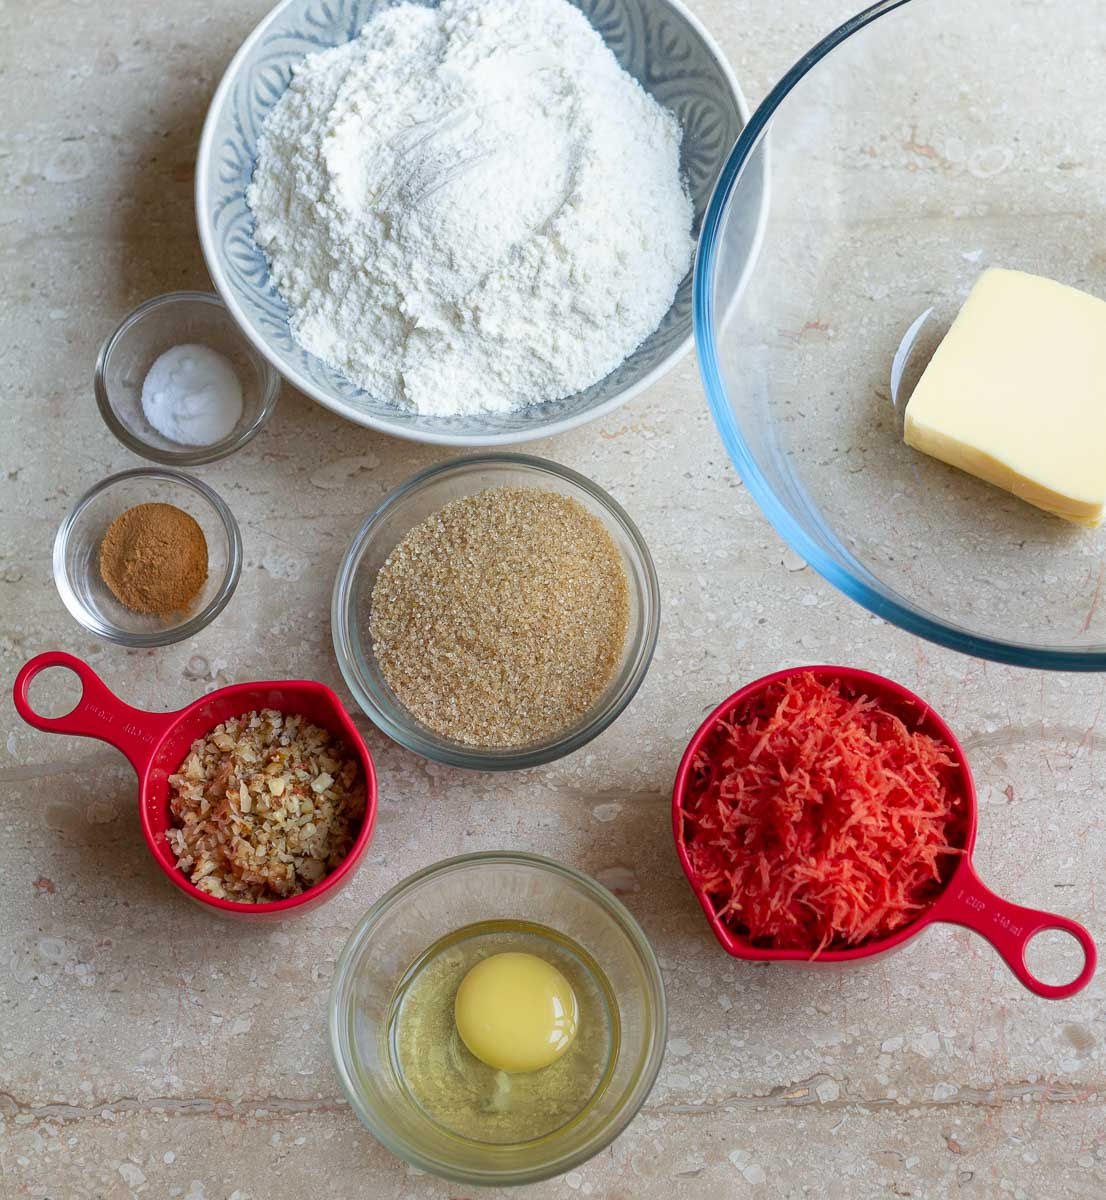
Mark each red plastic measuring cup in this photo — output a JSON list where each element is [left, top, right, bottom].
[[673, 666, 1096, 999], [13, 651, 378, 919]]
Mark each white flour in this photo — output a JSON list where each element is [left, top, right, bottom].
[[247, 0, 693, 416]]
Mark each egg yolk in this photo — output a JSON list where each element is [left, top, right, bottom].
[[454, 952, 579, 1073]]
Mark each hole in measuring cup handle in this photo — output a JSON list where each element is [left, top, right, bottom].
[[931, 861, 1097, 1000], [1024, 927, 1088, 990], [24, 662, 85, 719], [12, 651, 176, 775]]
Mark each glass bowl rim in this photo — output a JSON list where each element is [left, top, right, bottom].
[[327, 849, 668, 1187], [331, 452, 661, 770], [692, 0, 1106, 671], [52, 466, 244, 647], [94, 290, 281, 467]]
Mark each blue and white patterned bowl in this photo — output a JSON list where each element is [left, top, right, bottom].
[[196, 0, 749, 446]]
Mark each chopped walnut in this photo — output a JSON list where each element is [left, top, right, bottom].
[[165, 709, 364, 904]]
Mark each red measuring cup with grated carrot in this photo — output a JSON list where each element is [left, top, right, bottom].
[[672, 666, 1096, 999]]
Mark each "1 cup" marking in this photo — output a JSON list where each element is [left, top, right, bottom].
[[955, 888, 1023, 937]]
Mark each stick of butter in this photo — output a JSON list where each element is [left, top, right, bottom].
[[904, 267, 1106, 527]]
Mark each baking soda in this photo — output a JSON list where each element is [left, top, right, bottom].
[[141, 345, 243, 445]]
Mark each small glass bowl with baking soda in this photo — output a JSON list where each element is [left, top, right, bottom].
[[95, 291, 280, 466], [53, 467, 242, 646]]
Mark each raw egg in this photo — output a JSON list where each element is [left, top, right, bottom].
[[454, 951, 579, 1073]]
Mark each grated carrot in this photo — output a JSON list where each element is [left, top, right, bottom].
[[680, 673, 966, 956]]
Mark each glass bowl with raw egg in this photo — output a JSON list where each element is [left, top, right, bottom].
[[328, 852, 667, 1186], [697, 0, 1106, 668]]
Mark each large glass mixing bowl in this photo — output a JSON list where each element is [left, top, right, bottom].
[[695, 0, 1106, 669]]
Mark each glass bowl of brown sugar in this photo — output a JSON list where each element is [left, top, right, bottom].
[[53, 467, 242, 646], [332, 454, 660, 770]]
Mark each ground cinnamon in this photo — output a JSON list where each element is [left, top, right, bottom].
[[99, 502, 208, 616]]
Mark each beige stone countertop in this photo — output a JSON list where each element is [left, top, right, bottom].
[[3, 1, 1106, 1197]]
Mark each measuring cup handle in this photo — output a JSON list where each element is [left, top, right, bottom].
[[932, 862, 1097, 1000], [12, 651, 174, 775]]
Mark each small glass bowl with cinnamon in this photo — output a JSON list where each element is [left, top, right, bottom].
[[53, 468, 242, 646]]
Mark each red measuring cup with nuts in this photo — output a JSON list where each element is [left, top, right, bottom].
[[14, 651, 378, 919], [673, 666, 1096, 999]]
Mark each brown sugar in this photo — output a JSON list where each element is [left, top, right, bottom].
[[369, 486, 630, 748], [99, 502, 208, 616]]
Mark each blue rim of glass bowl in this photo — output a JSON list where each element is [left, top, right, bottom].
[[692, 0, 1106, 672]]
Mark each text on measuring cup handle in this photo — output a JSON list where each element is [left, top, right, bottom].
[[954, 886, 1024, 938], [81, 700, 157, 746]]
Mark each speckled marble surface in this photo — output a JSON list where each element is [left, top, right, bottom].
[[3, 2, 1106, 1197]]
